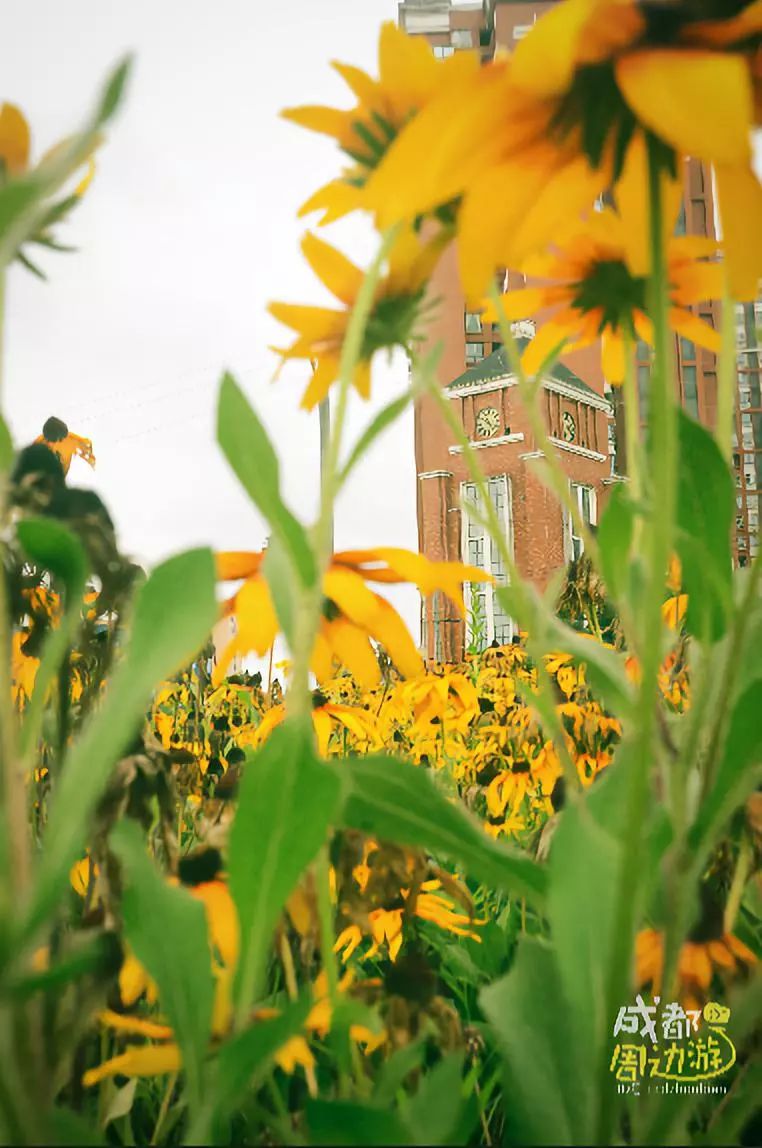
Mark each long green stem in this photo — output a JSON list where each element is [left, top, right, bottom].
[[621, 328, 641, 505], [596, 137, 676, 1145], [286, 227, 400, 723]]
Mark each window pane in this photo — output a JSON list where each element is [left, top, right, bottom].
[[683, 365, 698, 418], [680, 336, 696, 361], [465, 311, 482, 334], [466, 342, 484, 363]]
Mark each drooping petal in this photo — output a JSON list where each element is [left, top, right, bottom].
[[83, 1043, 181, 1088], [616, 50, 753, 165], [325, 620, 381, 688], [668, 307, 722, 353], [714, 162, 762, 301], [191, 881, 239, 968], [522, 320, 575, 378], [312, 708, 333, 757], [97, 1010, 174, 1041], [367, 597, 423, 679], [301, 232, 363, 305], [670, 260, 724, 307], [300, 354, 340, 411], [352, 357, 373, 401], [323, 567, 382, 627], [483, 287, 551, 322]]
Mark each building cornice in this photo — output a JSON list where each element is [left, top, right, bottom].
[[448, 432, 525, 455], [447, 373, 612, 414], [418, 469, 452, 480]]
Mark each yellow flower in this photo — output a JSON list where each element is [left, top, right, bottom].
[[215, 548, 490, 689], [399, 672, 479, 735], [250, 694, 381, 756], [283, 21, 480, 224], [11, 631, 40, 710], [636, 926, 757, 1010], [0, 103, 31, 177], [484, 202, 722, 383], [365, 1, 761, 300], [505, 0, 762, 300], [269, 227, 445, 410]]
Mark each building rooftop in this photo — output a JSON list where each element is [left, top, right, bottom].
[[447, 341, 605, 403]]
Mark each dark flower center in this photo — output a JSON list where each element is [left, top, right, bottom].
[[362, 292, 424, 358], [571, 258, 648, 333]]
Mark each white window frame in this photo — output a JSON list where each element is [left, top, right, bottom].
[[566, 482, 597, 561], [461, 475, 515, 648]]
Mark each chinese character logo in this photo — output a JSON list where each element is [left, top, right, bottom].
[[610, 999, 736, 1092]]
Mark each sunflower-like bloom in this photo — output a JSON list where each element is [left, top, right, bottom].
[[483, 204, 722, 383], [283, 21, 480, 225], [636, 926, 757, 1011], [269, 227, 445, 409], [247, 692, 381, 756], [215, 548, 490, 689], [501, 0, 762, 300], [398, 671, 480, 735], [363, 2, 761, 300]]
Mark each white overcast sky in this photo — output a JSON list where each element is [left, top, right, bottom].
[[2, 0, 421, 639]]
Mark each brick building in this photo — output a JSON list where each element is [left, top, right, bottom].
[[400, 0, 760, 659]]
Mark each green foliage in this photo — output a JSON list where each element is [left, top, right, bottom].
[[25, 547, 217, 939], [228, 720, 342, 1020], [217, 372, 317, 587], [336, 753, 547, 905]]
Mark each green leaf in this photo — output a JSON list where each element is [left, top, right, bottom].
[[229, 721, 341, 1020], [337, 755, 547, 906], [17, 518, 87, 594], [101, 1079, 137, 1129], [25, 548, 217, 939], [111, 821, 214, 1117], [405, 1053, 467, 1146], [481, 938, 588, 1145], [546, 803, 619, 1141], [596, 482, 635, 601], [211, 996, 312, 1127], [690, 678, 762, 851], [675, 409, 734, 642], [373, 1037, 427, 1106], [339, 391, 414, 484], [217, 373, 316, 587], [0, 57, 131, 268], [49, 1108, 105, 1147], [0, 415, 13, 470], [306, 1100, 410, 1147]]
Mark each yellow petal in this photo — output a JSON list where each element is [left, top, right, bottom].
[[323, 567, 381, 626], [97, 1010, 174, 1041], [714, 162, 762, 301], [191, 881, 239, 968], [615, 130, 682, 275], [281, 105, 349, 141], [367, 598, 423, 679], [313, 708, 333, 757], [216, 552, 263, 581], [233, 577, 280, 657], [301, 232, 363, 306], [268, 302, 347, 342], [601, 327, 627, 383], [0, 102, 30, 174], [670, 261, 724, 306], [522, 320, 575, 378], [332, 61, 378, 106], [119, 950, 155, 1007], [298, 179, 366, 225], [83, 1043, 181, 1088], [483, 287, 549, 323], [616, 50, 753, 165], [325, 620, 381, 688], [377, 21, 439, 122], [668, 308, 722, 354], [352, 358, 372, 400], [301, 355, 340, 411]]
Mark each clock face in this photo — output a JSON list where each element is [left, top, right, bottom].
[[561, 410, 576, 443], [475, 406, 500, 439]]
